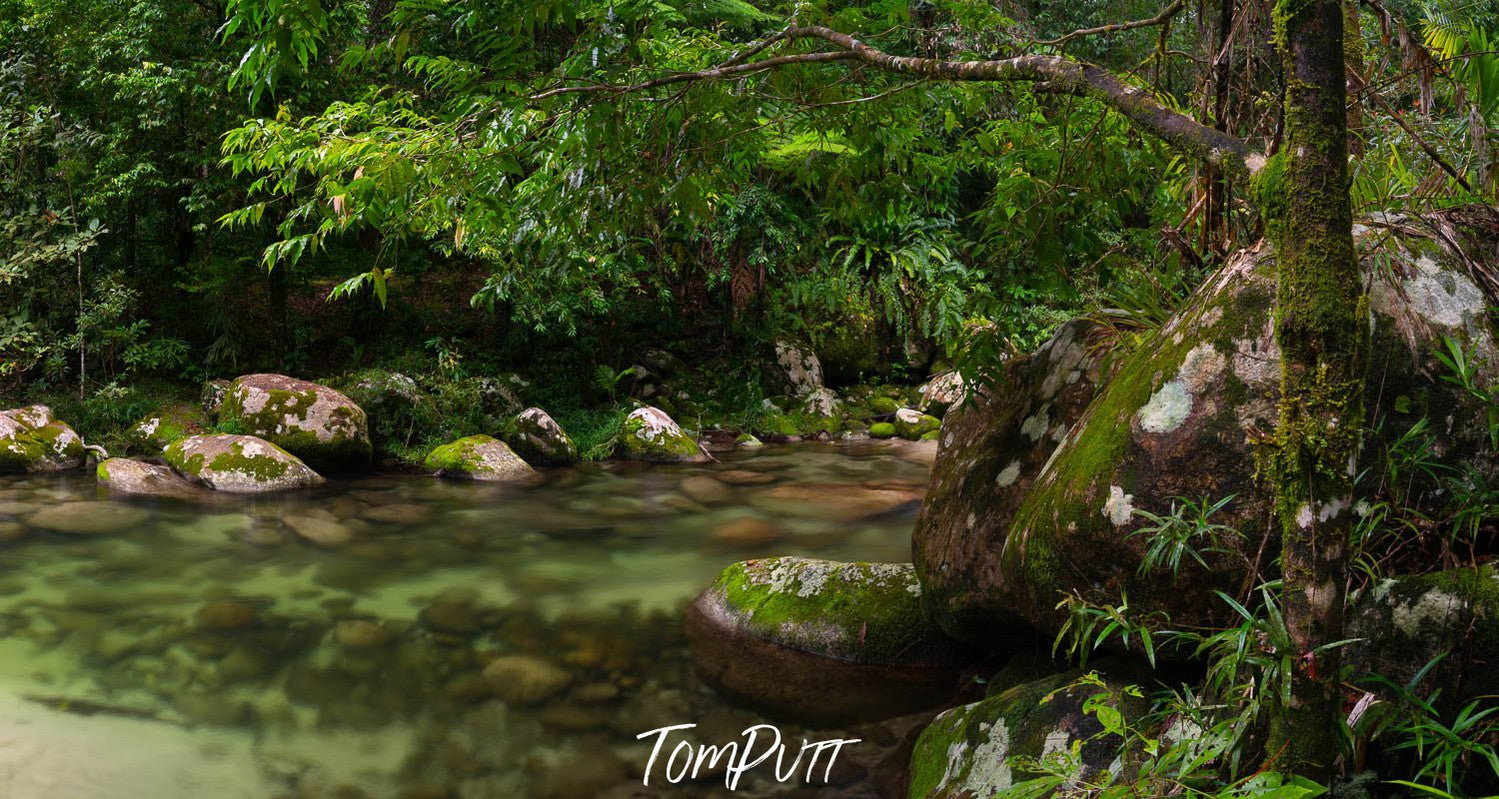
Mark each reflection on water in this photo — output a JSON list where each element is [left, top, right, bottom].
[[0, 441, 936, 799]]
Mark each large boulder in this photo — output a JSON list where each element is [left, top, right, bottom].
[[919, 371, 967, 417], [907, 668, 1146, 799], [0, 405, 85, 473], [615, 406, 710, 463], [219, 374, 371, 470], [685, 557, 975, 727], [1346, 565, 1499, 708], [915, 208, 1499, 648], [97, 458, 206, 500], [125, 404, 210, 454], [164, 434, 324, 493], [424, 435, 539, 484], [340, 370, 427, 456], [504, 407, 578, 466]]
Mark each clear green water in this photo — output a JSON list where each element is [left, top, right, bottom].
[[0, 441, 935, 799]]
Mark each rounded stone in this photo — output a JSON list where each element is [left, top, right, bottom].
[[424, 435, 540, 484], [164, 434, 324, 493], [0, 405, 86, 473], [197, 599, 259, 631], [482, 655, 573, 704], [685, 557, 974, 726], [615, 407, 710, 463], [504, 407, 578, 466], [219, 373, 372, 470], [334, 620, 393, 649], [28, 501, 150, 536], [709, 516, 786, 548], [284, 514, 354, 547], [97, 458, 205, 500]]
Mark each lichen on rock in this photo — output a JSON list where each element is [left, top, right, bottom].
[[164, 434, 324, 493], [0, 405, 86, 473], [218, 374, 371, 470], [504, 407, 578, 466], [615, 406, 709, 463]]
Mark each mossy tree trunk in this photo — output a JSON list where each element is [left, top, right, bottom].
[[1259, 0, 1365, 778]]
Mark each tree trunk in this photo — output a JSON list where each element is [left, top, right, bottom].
[[1259, 0, 1364, 778], [1343, 1, 1366, 157]]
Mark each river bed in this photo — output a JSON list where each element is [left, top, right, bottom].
[[0, 440, 936, 799]]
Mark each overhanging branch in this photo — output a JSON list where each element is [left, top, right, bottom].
[[531, 24, 1266, 183]]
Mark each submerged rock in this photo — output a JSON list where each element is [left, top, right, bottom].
[[916, 209, 1499, 648], [424, 435, 539, 483], [97, 458, 206, 500], [908, 668, 1146, 798], [28, 501, 150, 536], [164, 434, 325, 493], [615, 407, 710, 463], [125, 405, 209, 454], [685, 557, 974, 726], [505, 407, 578, 466], [219, 373, 371, 469], [0, 405, 85, 473], [482, 656, 573, 704]]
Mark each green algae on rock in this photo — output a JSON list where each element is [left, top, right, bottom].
[[164, 434, 324, 493], [126, 405, 210, 455], [424, 434, 539, 483], [907, 668, 1146, 799], [685, 557, 975, 726], [615, 406, 710, 463], [219, 374, 371, 470], [0, 405, 86, 473], [894, 409, 941, 441], [97, 457, 207, 500], [504, 407, 578, 466], [869, 422, 897, 439]]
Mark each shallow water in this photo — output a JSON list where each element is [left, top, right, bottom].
[[0, 441, 936, 799]]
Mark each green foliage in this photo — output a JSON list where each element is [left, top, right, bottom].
[[1360, 654, 1499, 795], [1129, 494, 1244, 578]]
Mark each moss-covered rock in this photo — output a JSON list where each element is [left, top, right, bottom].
[[799, 386, 842, 419], [894, 408, 941, 440], [0, 405, 86, 473], [616, 406, 710, 463], [1345, 565, 1499, 709], [503, 407, 577, 466], [916, 210, 1499, 650], [814, 312, 883, 385], [907, 668, 1146, 799], [869, 395, 901, 416], [424, 434, 540, 484], [870, 422, 897, 439], [734, 433, 764, 449], [164, 434, 324, 493], [97, 457, 206, 500], [126, 404, 210, 454], [339, 370, 427, 457], [685, 557, 976, 726], [219, 373, 372, 470]]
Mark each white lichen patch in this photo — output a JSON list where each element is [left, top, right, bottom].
[[1392, 589, 1467, 637], [1231, 327, 1280, 386], [1400, 255, 1486, 328], [1020, 407, 1050, 442], [1137, 380, 1191, 433], [950, 720, 1014, 797], [1296, 505, 1314, 530], [1102, 486, 1135, 526], [996, 459, 1022, 487], [1179, 343, 1228, 394], [1041, 729, 1071, 758]]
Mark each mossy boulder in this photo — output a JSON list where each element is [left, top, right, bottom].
[[340, 370, 427, 456], [894, 408, 941, 440], [164, 434, 324, 493], [915, 209, 1499, 649], [616, 406, 710, 463], [685, 557, 976, 726], [219, 374, 372, 470], [97, 458, 206, 500], [424, 434, 540, 484], [799, 386, 842, 419], [504, 407, 578, 466], [907, 668, 1147, 799], [126, 404, 210, 454], [734, 433, 764, 449], [870, 422, 897, 439], [869, 395, 901, 416], [0, 405, 86, 473], [1345, 565, 1499, 709]]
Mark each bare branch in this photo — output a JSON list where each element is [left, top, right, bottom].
[[1035, 0, 1188, 47]]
